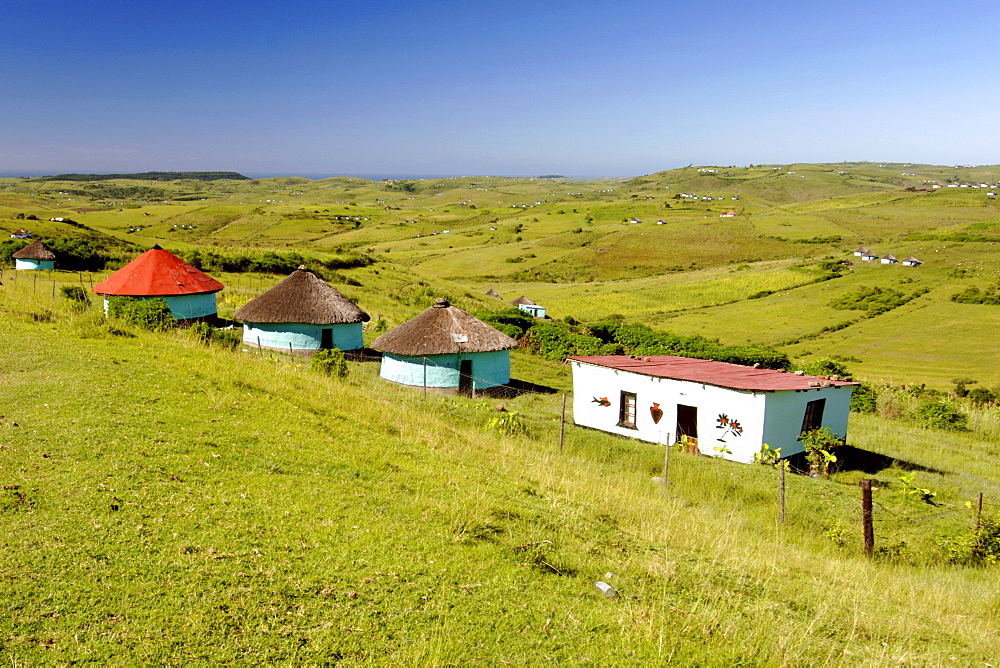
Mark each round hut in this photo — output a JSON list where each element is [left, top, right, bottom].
[[371, 298, 518, 394], [234, 267, 369, 354], [92, 245, 224, 322], [12, 240, 57, 270]]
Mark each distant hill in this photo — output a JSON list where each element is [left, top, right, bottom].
[[32, 171, 249, 182]]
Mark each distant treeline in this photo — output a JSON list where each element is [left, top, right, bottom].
[[176, 248, 375, 276], [32, 172, 249, 182], [475, 309, 790, 369]]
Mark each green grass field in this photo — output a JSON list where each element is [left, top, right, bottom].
[[3, 288, 1000, 663]]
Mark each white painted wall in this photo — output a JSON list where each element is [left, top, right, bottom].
[[570, 360, 855, 464]]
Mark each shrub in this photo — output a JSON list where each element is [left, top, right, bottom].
[[311, 348, 348, 378], [797, 357, 852, 379], [937, 515, 1000, 565], [106, 296, 176, 331], [968, 387, 997, 407], [915, 401, 968, 431], [800, 427, 842, 477], [850, 383, 878, 413]]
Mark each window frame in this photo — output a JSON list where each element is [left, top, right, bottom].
[[618, 391, 638, 429], [800, 398, 827, 436]]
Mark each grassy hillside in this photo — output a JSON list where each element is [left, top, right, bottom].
[[4, 161, 1000, 390], [3, 285, 1000, 663]]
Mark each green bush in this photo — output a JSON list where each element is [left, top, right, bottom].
[[797, 357, 852, 379], [311, 348, 348, 378], [968, 387, 997, 407], [106, 296, 176, 331], [850, 383, 878, 413], [937, 515, 1000, 565], [915, 401, 968, 431]]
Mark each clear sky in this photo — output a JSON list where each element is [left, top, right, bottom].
[[3, 0, 999, 177]]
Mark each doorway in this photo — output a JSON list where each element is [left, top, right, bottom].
[[458, 360, 473, 395], [676, 404, 698, 448], [320, 328, 333, 350]]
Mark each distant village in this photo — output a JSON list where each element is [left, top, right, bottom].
[[4, 240, 863, 466]]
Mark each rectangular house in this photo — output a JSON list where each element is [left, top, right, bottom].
[[569, 355, 857, 463]]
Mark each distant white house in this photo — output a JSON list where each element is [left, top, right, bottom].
[[853, 246, 870, 257], [510, 296, 546, 318], [860, 250, 879, 261], [902, 256, 922, 267], [881, 254, 898, 265], [720, 210, 737, 217], [569, 355, 857, 464]]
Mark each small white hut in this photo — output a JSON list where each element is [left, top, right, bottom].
[[510, 295, 546, 318], [234, 267, 369, 354], [569, 355, 857, 464], [372, 298, 518, 395]]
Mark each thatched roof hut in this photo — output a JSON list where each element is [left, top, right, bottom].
[[509, 295, 536, 306], [372, 298, 517, 356], [12, 240, 56, 261], [234, 268, 369, 353], [485, 289, 502, 300], [235, 268, 369, 325]]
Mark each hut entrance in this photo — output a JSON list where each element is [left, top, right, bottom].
[[321, 328, 333, 350], [458, 360, 474, 395], [675, 404, 698, 449]]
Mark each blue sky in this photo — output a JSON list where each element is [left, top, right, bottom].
[[2, 0, 999, 176]]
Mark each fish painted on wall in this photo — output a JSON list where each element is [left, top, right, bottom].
[[592, 397, 610, 407]]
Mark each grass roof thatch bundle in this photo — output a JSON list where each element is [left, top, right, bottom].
[[234, 267, 369, 325], [11, 240, 56, 261], [372, 298, 518, 356]]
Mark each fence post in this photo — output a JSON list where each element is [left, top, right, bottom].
[[779, 463, 786, 524], [861, 479, 874, 556], [976, 492, 984, 532], [558, 393, 566, 453]]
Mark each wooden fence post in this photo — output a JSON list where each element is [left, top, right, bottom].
[[861, 479, 874, 556], [558, 393, 566, 453], [976, 492, 984, 532]]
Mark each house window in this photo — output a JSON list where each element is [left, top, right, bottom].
[[800, 398, 826, 435], [618, 391, 638, 429]]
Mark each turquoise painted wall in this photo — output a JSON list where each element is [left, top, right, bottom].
[[517, 304, 546, 318], [380, 350, 510, 389], [103, 292, 217, 320], [15, 259, 54, 271], [242, 321, 363, 351]]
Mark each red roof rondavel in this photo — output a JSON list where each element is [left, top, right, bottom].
[[93, 245, 224, 296]]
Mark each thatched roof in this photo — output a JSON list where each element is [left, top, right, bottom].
[[372, 298, 518, 356], [234, 268, 369, 325], [510, 295, 536, 306], [485, 289, 502, 300], [12, 240, 56, 261]]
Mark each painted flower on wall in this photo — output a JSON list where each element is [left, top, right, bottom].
[[716, 413, 743, 441]]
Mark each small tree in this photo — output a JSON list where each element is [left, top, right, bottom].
[[311, 348, 348, 378], [801, 427, 842, 477]]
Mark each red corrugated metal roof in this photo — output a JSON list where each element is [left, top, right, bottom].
[[92, 246, 224, 296], [568, 355, 858, 392]]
